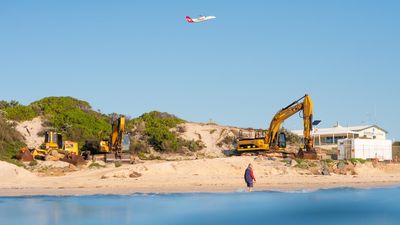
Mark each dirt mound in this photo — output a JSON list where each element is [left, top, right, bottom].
[[0, 161, 35, 179], [15, 117, 45, 148]]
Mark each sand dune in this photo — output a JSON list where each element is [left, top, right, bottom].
[[15, 117, 44, 149], [174, 122, 239, 157]]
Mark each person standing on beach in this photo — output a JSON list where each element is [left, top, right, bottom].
[[244, 164, 256, 192]]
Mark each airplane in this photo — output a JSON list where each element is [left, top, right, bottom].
[[186, 15, 216, 23]]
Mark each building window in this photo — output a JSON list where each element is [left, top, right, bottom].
[[323, 136, 347, 144]]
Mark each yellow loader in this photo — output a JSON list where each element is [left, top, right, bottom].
[[17, 131, 85, 165]]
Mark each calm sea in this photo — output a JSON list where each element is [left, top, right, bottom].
[[1, 187, 399, 225]]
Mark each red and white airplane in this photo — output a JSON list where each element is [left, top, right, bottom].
[[186, 15, 216, 23]]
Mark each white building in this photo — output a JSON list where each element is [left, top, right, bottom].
[[292, 124, 388, 148], [338, 139, 392, 161]]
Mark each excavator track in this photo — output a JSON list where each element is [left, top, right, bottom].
[[238, 150, 296, 159], [102, 152, 135, 164]]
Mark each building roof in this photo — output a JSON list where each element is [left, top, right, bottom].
[[291, 124, 388, 136], [345, 125, 388, 133]]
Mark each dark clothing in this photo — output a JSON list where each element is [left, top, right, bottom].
[[244, 167, 256, 187], [246, 181, 254, 188]]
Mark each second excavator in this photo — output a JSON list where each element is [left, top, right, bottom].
[[237, 94, 318, 159], [84, 115, 131, 162]]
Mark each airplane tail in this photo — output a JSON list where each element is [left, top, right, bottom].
[[186, 16, 194, 23]]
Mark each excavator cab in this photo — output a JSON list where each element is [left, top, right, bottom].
[[277, 132, 286, 149], [43, 131, 63, 149]]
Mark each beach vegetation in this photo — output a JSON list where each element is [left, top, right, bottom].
[[349, 158, 367, 165], [129, 111, 204, 153], [30, 97, 111, 145], [114, 161, 122, 168], [88, 161, 105, 169], [0, 115, 25, 166], [137, 152, 162, 160], [217, 135, 237, 148], [3, 105, 37, 122], [295, 159, 309, 169], [29, 160, 38, 167]]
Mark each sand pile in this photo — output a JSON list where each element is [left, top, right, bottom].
[[175, 122, 239, 157], [0, 161, 35, 179], [15, 117, 44, 148]]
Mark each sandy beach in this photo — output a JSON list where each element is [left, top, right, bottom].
[[1, 156, 400, 197]]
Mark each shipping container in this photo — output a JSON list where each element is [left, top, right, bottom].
[[338, 139, 392, 161]]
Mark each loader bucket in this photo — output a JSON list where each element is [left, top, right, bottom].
[[16, 147, 33, 162]]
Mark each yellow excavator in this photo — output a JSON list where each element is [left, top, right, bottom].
[[101, 115, 131, 161], [17, 131, 85, 165], [84, 115, 131, 162], [237, 94, 317, 159]]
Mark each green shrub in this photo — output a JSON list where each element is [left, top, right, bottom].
[[0, 116, 25, 166], [322, 159, 334, 165], [350, 158, 366, 165], [114, 161, 122, 168], [129, 111, 192, 152], [30, 96, 111, 146], [29, 160, 38, 167], [308, 161, 318, 168], [1, 97, 112, 149], [88, 162, 105, 169], [217, 136, 237, 148], [137, 152, 162, 161], [182, 139, 205, 152], [295, 159, 309, 169], [4, 105, 37, 121], [0, 141, 24, 166], [130, 139, 150, 153], [358, 158, 367, 164]]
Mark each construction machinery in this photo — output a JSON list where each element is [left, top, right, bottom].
[[17, 131, 85, 165], [236, 94, 317, 159], [84, 115, 131, 162]]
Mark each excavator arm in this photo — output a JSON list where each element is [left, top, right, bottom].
[[111, 115, 126, 153], [265, 95, 313, 151], [302, 95, 314, 152]]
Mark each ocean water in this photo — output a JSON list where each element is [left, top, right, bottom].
[[1, 187, 400, 225]]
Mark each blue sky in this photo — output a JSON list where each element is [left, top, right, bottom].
[[1, 1, 399, 139]]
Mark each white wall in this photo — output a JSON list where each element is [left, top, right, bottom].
[[338, 139, 392, 161]]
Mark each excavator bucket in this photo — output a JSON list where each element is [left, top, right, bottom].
[[16, 147, 34, 162], [297, 149, 318, 160]]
